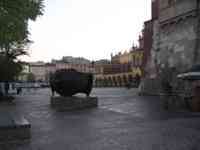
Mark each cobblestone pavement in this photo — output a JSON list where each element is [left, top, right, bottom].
[[1, 88, 200, 150]]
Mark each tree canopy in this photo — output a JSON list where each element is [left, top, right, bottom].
[[0, 55, 23, 81], [0, 0, 44, 81], [0, 0, 44, 52], [27, 73, 36, 82]]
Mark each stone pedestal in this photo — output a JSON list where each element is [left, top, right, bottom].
[[50, 96, 98, 111], [0, 112, 31, 142]]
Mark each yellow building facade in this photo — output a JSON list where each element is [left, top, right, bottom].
[[94, 49, 145, 87]]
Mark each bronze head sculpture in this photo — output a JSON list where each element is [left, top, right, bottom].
[[50, 69, 93, 97]]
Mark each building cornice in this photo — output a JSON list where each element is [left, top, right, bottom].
[[159, 9, 196, 27]]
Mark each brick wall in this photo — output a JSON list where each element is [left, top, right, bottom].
[[157, 16, 197, 71], [159, 0, 197, 23]]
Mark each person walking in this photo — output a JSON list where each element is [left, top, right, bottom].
[[161, 80, 173, 109], [15, 82, 22, 95], [4, 82, 9, 95]]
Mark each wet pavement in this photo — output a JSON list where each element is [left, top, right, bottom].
[[1, 88, 200, 150]]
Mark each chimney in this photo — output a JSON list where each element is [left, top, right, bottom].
[[151, 0, 159, 20]]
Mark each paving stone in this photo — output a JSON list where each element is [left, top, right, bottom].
[[1, 88, 200, 150]]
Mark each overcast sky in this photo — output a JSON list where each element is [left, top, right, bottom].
[[23, 0, 151, 62]]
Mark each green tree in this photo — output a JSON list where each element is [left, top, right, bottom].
[[27, 73, 36, 82], [0, 0, 44, 82], [0, 0, 44, 52], [0, 54, 23, 81]]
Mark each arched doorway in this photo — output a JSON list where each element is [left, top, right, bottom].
[[103, 77, 108, 87], [128, 74, 133, 83], [117, 76, 122, 87], [123, 74, 128, 86], [112, 76, 117, 87], [108, 76, 112, 87]]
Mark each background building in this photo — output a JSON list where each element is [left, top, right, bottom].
[[29, 62, 46, 81], [18, 63, 30, 81], [28, 56, 94, 82], [94, 35, 146, 87]]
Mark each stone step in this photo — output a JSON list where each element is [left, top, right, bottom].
[[0, 112, 31, 142], [51, 96, 98, 111]]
